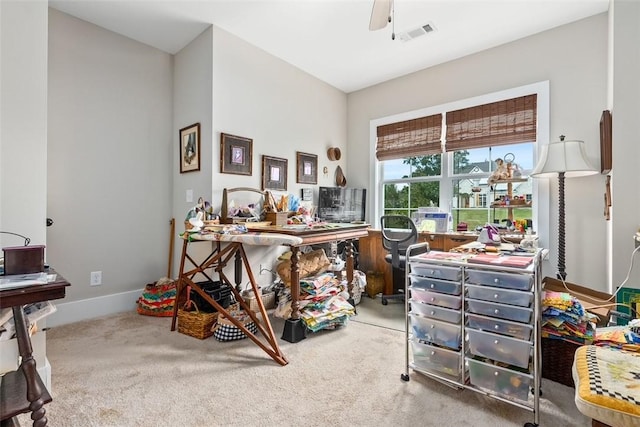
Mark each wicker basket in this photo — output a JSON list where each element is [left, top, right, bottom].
[[365, 271, 384, 298], [177, 303, 218, 340], [541, 337, 581, 388]]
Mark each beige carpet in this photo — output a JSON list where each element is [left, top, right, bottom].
[[20, 311, 590, 427]]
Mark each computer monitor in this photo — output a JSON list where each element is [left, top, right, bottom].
[[317, 187, 366, 223]]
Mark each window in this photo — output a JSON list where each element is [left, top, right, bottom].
[[374, 85, 547, 233]]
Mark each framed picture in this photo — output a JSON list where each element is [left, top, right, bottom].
[[600, 110, 612, 174], [179, 123, 200, 173], [262, 155, 288, 191], [296, 152, 318, 184], [220, 133, 253, 175]]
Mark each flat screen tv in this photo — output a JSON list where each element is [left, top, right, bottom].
[[317, 187, 366, 223]]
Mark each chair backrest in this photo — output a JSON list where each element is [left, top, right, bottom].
[[380, 215, 418, 268]]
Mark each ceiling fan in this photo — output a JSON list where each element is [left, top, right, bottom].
[[369, 0, 395, 39]]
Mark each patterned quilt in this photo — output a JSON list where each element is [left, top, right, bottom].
[[573, 345, 640, 427]]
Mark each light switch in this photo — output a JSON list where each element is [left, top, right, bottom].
[[186, 189, 193, 203]]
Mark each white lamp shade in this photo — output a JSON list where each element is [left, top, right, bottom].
[[531, 139, 598, 178]]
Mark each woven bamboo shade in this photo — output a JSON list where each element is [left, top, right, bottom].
[[445, 94, 537, 152], [375, 113, 442, 160]]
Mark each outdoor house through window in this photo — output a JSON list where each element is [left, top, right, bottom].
[[375, 89, 540, 232]]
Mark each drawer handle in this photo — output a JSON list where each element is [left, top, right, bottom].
[[493, 294, 499, 299], [430, 324, 436, 329], [494, 325, 500, 330], [430, 351, 435, 356], [430, 311, 435, 316], [430, 297, 436, 302], [494, 339, 500, 345], [494, 278, 500, 284], [494, 371, 499, 377], [430, 283, 435, 289], [494, 309, 500, 315]]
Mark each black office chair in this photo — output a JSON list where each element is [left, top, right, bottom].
[[380, 215, 420, 305]]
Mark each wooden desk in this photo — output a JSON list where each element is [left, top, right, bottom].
[[252, 223, 369, 343], [0, 271, 70, 427]]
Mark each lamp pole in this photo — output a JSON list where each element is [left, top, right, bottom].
[[557, 170, 566, 281]]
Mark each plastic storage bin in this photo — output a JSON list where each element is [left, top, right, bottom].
[[411, 264, 462, 281], [466, 298, 532, 323], [410, 288, 462, 310], [410, 275, 461, 295], [467, 328, 532, 368], [410, 314, 461, 349], [466, 270, 533, 291], [411, 340, 461, 380], [465, 283, 533, 308], [466, 313, 533, 341], [411, 302, 461, 324], [467, 357, 533, 402]]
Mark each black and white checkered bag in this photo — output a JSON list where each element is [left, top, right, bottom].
[[212, 304, 257, 341]]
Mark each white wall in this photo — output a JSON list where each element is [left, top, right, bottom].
[[46, 9, 173, 313], [610, 0, 640, 292], [168, 25, 348, 288], [347, 14, 610, 290], [0, 0, 48, 248]]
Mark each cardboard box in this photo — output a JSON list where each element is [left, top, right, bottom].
[[543, 277, 612, 326]]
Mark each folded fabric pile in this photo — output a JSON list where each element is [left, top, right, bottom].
[[595, 319, 640, 352], [299, 273, 355, 332], [541, 290, 595, 344]]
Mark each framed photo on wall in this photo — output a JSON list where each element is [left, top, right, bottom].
[[220, 133, 253, 175], [179, 123, 201, 173], [262, 155, 288, 191], [296, 152, 318, 184]]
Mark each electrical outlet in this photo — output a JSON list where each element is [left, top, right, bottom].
[[90, 271, 102, 286]]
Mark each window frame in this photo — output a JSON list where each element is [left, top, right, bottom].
[[370, 82, 550, 248]]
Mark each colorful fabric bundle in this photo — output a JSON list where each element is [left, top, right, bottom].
[[299, 273, 355, 332], [136, 278, 176, 317], [541, 290, 595, 344]]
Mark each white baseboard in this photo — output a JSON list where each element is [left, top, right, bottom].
[[47, 289, 143, 327]]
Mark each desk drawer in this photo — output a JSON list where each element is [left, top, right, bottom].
[[410, 288, 462, 310], [410, 314, 461, 350], [411, 340, 461, 379], [411, 264, 462, 281], [465, 284, 533, 307], [411, 302, 461, 324], [410, 275, 461, 295], [467, 328, 532, 368], [466, 270, 533, 291], [466, 313, 533, 341], [467, 298, 532, 323], [467, 358, 532, 402]]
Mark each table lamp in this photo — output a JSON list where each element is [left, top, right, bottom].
[[531, 135, 597, 280]]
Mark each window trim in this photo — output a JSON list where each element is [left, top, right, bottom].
[[369, 81, 550, 250]]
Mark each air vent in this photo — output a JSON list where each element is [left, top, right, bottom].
[[398, 22, 436, 42]]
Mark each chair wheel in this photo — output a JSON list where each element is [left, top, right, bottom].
[[382, 297, 388, 305]]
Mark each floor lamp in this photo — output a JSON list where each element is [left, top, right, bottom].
[[531, 135, 597, 280]]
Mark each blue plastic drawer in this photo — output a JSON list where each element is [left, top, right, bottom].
[[465, 284, 533, 307], [410, 314, 461, 350], [411, 302, 461, 324], [411, 264, 462, 281], [411, 340, 461, 380], [411, 288, 462, 310], [466, 298, 532, 323], [466, 270, 533, 291], [467, 358, 532, 402], [466, 313, 533, 341], [467, 328, 532, 368], [410, 275, 461, 295]]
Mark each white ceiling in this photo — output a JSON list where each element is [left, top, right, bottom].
[[49, 0, 609, 93]]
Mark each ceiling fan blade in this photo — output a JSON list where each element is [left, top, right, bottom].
[[369, 0, 392, 31]]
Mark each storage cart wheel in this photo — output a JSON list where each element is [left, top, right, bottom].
[[530, 387, 542, 397], [523, 423, 538, 427], [382, 296, 388, 305], [400, 373, 410, 381]]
